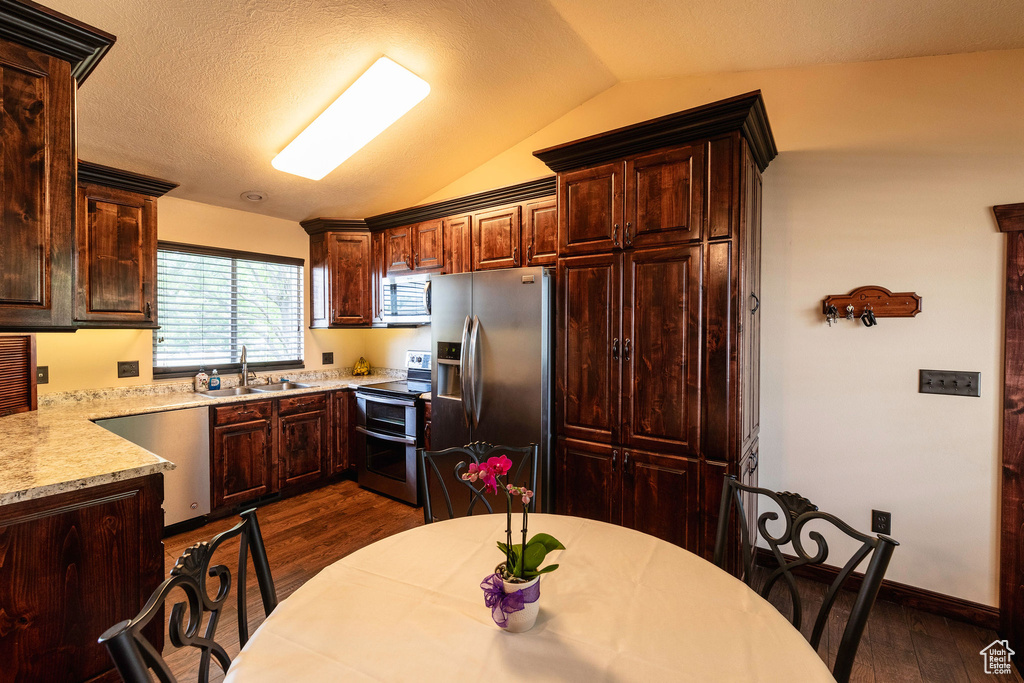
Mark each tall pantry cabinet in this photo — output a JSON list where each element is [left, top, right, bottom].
[[534, 92, 776, 564]]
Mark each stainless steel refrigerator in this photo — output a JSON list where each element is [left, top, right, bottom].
[[431, 266, 554, 510]]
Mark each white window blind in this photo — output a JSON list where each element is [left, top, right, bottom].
[[153, 242, 304, 376]]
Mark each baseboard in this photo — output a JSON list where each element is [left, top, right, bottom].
[[754, 548, 998, 630]]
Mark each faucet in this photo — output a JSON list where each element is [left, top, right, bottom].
[[240, 345, 256, 386]]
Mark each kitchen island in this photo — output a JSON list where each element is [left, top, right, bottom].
[[0, 371, 396, 683]]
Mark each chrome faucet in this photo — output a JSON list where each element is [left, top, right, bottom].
[[240, 345, 256, 386]]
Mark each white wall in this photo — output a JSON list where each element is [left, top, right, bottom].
[[421, 49, 1024, 605]]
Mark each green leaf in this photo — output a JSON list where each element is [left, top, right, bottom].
[[522, 563, 559, 579], [527, 533, 565, 553]]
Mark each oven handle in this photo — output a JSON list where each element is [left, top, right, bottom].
[[460, 315, 473, 427], [354, 393, 416, 408], [469, 315, 482, 429], [354, 425, 417, 445]]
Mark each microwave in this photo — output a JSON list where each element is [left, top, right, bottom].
[[380, 272, 431, 326]]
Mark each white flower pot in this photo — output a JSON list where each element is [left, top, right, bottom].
[[497, 564, 541, 633]]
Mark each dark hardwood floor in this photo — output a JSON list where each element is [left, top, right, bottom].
[[160, 479, 1016, 682]]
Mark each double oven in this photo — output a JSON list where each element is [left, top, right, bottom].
[[354, 352, 430, 505]]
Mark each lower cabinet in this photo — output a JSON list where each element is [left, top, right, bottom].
[[212, 401, 275, 509], [211, 392, 342, 513], [423, 399, 432, 451], [557, 438, 700, 552]]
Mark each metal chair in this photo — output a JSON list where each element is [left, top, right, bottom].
[[713, 476, 898, 683], [99, 508, 278, 683], [418, 441, 538, 524]]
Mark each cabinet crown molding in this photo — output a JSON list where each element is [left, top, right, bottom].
[[300, 218, 368, 236], [994, 203, 1024, 233], [533, 90, 778, 173], [78, 161, 178, 197], [0, 0, 115, 84]]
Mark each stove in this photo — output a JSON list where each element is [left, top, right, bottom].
[[353, 351, 431, 505]]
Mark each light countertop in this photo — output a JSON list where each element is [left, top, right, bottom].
[[0, 373, 400, 507]]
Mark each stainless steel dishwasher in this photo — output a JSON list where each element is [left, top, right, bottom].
[[96, 407, 211, 527]]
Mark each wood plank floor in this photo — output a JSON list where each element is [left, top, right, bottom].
[[161, 479, 1017, 682]]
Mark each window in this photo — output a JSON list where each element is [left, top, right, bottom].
[[153, 242, 304, 377]]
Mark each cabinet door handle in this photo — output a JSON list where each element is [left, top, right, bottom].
[[625, 222, 632, 246], [623, 338, 632, 361], [750, 292, 760, 315], [613, 223, 619, 247], [612, 338, 619, 360], [237, 409, 256, 416], [612, 449, 618, 472], [512, 246, 519, 266], [526, 243, 533, 264], [623, 451, 631, 474], [145, 301, 152, 319]]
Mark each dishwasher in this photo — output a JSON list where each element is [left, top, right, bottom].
[[96, 407, 211, 527]]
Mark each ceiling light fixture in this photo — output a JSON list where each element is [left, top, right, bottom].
[[241, 190, 267, 202], [272, 56, 430, 181]]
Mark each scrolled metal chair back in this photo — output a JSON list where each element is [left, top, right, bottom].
[[99, 509, 278, 683], [713, 476, 898, 683], [418, 442, 538, 524]]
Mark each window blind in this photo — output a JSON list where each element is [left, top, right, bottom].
[[153, 243, 304, 376]]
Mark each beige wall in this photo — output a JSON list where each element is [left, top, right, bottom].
[[423, 48, 1024, 606], [35, 197, 419, 393]]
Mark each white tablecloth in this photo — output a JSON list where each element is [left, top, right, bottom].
[[226, 514, 834, 682]]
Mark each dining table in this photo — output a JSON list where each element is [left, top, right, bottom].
[[225, 513, 835, 682]]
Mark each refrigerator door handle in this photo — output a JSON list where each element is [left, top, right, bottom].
[[460, 315, 473, 427], [469, 315, 482, 428]]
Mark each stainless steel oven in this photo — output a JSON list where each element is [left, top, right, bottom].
[[354, 351, 431, 505]]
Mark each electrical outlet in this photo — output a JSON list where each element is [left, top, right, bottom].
[[36, 366, 48, 384], [322, 352, 334, 365], [117, 360, 140, 378], [919, 370, 980, 397], [872, 510, 891, 536]]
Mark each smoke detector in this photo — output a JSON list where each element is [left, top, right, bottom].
[[241, 190, 267, 202]]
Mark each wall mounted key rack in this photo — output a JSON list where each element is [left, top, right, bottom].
[[822, 286, 922, 327]]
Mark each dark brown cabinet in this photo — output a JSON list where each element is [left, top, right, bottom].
[[211, 401, 275, 509], [385, 225, 415, 275], [0, 39, 75, 331], [332, 389, 355, 473], [413, 219, 444, 271], [540, 93, 774, 558], [308, 226, 373, 328], [443, 215, 472, 274], [371, 230, 386, 325], [472, 204, 522, 270], [279, 393, 328, 488], [75, 184, 157, 327], [522, 197, 558, 266]]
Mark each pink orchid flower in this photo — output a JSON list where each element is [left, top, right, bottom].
[[461, 462, 482, 482], [520, 489, 534, 505], [486, 455, 513, 477]]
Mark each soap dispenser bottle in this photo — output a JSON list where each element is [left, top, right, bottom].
[[194, 367, 209, 392], [209, 369, 221, 391]]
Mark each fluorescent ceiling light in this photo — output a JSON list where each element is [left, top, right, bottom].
[[272, 56, 430, 180]]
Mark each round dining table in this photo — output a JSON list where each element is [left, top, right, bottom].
[[225, 514, 834, 682]]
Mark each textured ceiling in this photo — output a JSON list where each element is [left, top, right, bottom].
[[546, 0, 1024, 81], [45, 0, 614, 220], [41, 0, 1024, 221]]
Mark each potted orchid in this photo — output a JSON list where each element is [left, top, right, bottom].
[[462, 454, 564, 632]]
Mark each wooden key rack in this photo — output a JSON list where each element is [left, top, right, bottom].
[[822, 286, 922, 319]]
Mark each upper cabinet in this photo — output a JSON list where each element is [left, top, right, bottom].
[[384, 225, 414, 275], [0, 3, 115, 332], [522, 197, 557, 266], [303, 220, 373, 328], [413, 219, 444, 271], [472, 204, 522, 271], [443, 215, 472, 274], [75, 163, 177, 328]]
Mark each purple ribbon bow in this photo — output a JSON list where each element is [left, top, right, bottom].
[[480, 573, 541, 628]]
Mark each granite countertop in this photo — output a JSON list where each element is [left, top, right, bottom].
[[0, 373, 399, 507]]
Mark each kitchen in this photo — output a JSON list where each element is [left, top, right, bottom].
[[1, 0, 1023, 681]]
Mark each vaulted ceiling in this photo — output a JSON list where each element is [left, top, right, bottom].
[[45, 0, 1024, 221]]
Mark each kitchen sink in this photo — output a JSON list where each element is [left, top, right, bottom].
[[201, 387, 258, 397], [251, 382, 317, 392]]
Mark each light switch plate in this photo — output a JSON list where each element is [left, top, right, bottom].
[[919, 370, 980, 397], [36, 366, 48, 384], [322, 352, 334, 365]]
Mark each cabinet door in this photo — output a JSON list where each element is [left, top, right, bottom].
[[557, 253, 620, 444], [0, 41, 74, 330], [557, 438, 618, 523], [329, 232, 371, 326], [739, 148, 763, 455], [414, 219, 444, 271], [443, 215, 472, 274], [621, 449, 699, 552], [624, 144, 705, 247], [558, 162, 622, 256], [622, 245, 701, 456], [75, 184, 157, 326], [332, 390, 351, 473], [522, 197, 557, 266], [385, 226, 414, 275], [280, 409, 328, 489], [371, 231, 386, 324], [212, 419, 274, 509], [472, 205, 521, 270]]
